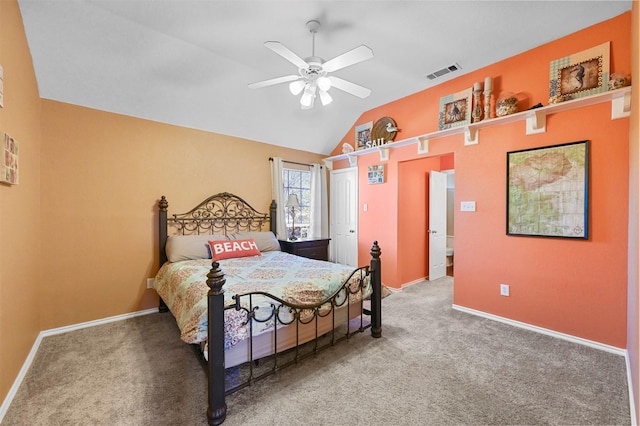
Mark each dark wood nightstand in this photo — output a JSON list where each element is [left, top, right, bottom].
[[278, 238, 331, 261]]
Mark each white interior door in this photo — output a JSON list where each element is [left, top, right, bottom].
[[429, 170, 447, 280], [330, 168, 358, 266]]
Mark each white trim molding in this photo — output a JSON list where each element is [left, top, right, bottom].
[[0, 308, 157, 423], [453, 304, 636, 424], [626, 350, 638, 426], [452, 304, 626, 355]]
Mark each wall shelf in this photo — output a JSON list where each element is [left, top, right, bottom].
[[324, 86, 631, 169]]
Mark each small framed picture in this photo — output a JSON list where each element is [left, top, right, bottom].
[[355, 121, 372, 151], [549, 42, 609, 103], [438, 88, 472, 131], [1, 132, 18, 185], [368, 164, 385, 184]]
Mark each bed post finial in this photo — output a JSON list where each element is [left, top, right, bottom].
[[369, 241, 382, 338], [207, 260, 227, 425], [159, 196, 168, 211], [158, 196, 170, 310], [206, 261, 226, 295]]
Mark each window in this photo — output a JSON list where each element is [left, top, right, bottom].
[[283, 168, 311, 239]]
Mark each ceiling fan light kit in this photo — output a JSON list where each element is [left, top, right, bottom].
[[248, 20, 374, 109]]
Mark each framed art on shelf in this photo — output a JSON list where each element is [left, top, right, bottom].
[[438, 88, 472, 131], [1, 132, 18, 185], [355, 121, 372, 151], [549, 42, 609, 103], [507, 140, 589, 239]]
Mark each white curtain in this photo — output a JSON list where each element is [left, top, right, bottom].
[[309, 164, 328, 238], [270, 157, 287, 239]]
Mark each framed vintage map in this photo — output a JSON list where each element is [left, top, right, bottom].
[[507, 140, 589, 239]]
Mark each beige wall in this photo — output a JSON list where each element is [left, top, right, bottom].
[[39, 100, 324, 329], [0, 0, 42, 406], [0, 0, 324, 405]]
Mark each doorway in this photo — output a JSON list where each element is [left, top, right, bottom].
[[397, 154, 454, 284]]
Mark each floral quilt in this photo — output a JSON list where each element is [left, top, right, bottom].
[[154, 251, 368, 350]]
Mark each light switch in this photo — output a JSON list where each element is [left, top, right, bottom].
[[460, 201, 476, 212]]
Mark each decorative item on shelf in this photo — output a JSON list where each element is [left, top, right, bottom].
[[608, 73, 630, 90], [342, 142, 354, 154], [472, 82, 483, 122], [285, 193, 300, 240], [496, 92, 518, 117], [548, 94, 563, 104], [483, 77, 493, 120], [355, 121, 373, 150], [549, 42, 610, 103], [369, 116, 398, 147], [438, 88, 472, 130]]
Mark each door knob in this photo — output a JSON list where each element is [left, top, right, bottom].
[[349, 230, 355, 233]]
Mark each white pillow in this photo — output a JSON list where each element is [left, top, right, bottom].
[[228, 231, 281, 252], [166, 234, 228, 262]]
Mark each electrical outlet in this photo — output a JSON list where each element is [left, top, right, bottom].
[[147, 278, 155, 289], [500, 283, 510, 297]]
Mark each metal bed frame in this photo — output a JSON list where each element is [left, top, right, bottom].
[[157, 192, 382, 425]]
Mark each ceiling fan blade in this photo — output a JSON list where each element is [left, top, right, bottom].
[[322, 45, 373, 73], [248, 75, 300, 89], [328, 76, 371, 99], [264, 41, 309, 69]]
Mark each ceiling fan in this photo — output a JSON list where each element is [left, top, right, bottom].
[[248, 20, 374, 109]]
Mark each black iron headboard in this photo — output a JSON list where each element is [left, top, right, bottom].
[[158, 192, 277, 266]]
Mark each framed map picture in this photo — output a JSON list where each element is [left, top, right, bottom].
[[507, 140, 589, 239]]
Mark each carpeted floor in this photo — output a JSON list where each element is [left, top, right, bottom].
[[2, 277, 631, 425]]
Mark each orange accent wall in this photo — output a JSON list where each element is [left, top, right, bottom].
[[334, 12, 632, 349], [0, 0, 43, 406], [627, 1, 639, 423]]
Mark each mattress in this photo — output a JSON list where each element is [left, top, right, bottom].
[[154, 251, 369, 364]]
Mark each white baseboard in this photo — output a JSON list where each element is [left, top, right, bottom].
[[0, 308, 158, 423], [626, 350, 638, 426], [452, 304, 636, 423], [452, 304, 626, 355], [399, 277, 428, 289], [40, 308, 157, 337]]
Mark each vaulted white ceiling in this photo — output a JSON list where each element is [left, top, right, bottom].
[[18, 1, 631, 155]]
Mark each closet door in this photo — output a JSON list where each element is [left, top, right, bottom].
[[330, 168, 358, 266]]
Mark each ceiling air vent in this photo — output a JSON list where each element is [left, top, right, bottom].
[[426, 63, 461, 80]]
